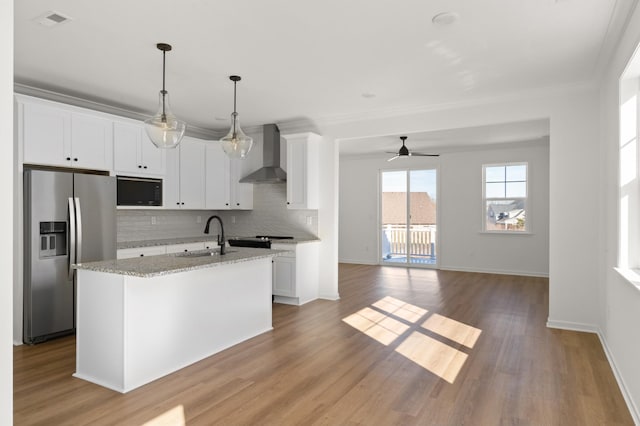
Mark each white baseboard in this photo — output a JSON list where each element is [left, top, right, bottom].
[[438, 265, 549, 278], [338, 258, 377, 265], [318, 293, 340, 301], [545, 319, 598, 333], [546, 321, 639, 423], [597, 329, 640, 425]]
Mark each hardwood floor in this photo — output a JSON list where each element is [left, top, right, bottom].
[[14, 264, 633, 425]]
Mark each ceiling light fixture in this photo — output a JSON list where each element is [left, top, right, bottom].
[[432, 12, 459, 26], [221, 75, 253, 159], [144, 43, 186, 149]]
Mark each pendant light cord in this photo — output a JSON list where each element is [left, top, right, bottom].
[[232, 80, 237, 136], [161, 49, 166, 121]]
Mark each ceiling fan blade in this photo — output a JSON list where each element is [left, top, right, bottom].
[[385, 151, 399, 154], [387, 155, 399, 162], [411, 153, 440, 157]]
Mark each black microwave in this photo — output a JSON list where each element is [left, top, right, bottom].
[[117, 176, 163, 206]]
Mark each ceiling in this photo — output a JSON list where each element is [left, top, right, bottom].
[[14, 0, 635, 152]]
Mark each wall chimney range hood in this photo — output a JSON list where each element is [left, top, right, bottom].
[[239, 124, 286, 183]]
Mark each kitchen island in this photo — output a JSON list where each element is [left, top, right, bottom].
[[73, 247, 289, 393]]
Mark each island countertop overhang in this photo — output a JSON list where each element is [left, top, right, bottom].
[[74, 247, 292, 278]]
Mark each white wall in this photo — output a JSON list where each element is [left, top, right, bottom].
[[339, 141, 550, 276], [1, 0, 13, 421], [598, 2, 640, 422]]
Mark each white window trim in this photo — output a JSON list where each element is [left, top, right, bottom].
[[481, 162, 529, 233]]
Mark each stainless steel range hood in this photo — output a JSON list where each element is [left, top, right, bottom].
[[239, 124, 286, 183]]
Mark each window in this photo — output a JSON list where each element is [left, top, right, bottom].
[[483, 163, 527, 232]]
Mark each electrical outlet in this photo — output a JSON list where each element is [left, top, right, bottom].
[[196, 216, 202, 223], [151, 216, 157, 225], [231, 216, 236, 224], [306, 216, 313, 225]]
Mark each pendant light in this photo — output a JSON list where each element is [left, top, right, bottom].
[[221, 75, 253, 158], [144, 43, 186, 149]]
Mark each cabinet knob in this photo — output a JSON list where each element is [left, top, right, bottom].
[[140, 254, 144, 257], [225, 203, 229, 206], [73, 158, 78, 162], [176, 202, 180, 205], [138, 165, 142, 168], [184, 249, 188, 252], [287, 202, 290, 205], [181, 202, 185, 205], [66, 157, 71, 161], [143, 166, 148, 169], [236, 203, 240, 206]]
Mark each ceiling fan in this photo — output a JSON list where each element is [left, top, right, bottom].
[[386, 136, 439, 162]]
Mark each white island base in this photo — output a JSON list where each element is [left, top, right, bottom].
[[74, 257, 273, 393]]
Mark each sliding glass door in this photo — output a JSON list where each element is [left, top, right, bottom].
[[381, 169, 437, 267]]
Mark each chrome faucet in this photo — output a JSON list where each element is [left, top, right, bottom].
[[204, 215, 226, 255]]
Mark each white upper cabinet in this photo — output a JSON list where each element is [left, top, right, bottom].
[[165, 136, 206, 209], [20, 97, 113, 171], [284, 132, 321, 210], [205, 142, 253, 210], [230, 159, 253, 210], [113, 121, 165, 176], [205, 141, 231, 209]]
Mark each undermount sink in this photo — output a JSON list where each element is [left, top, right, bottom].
[[174, 249, 237, 258]]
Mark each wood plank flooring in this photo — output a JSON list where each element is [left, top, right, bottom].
[[14, 264, 633, 425]]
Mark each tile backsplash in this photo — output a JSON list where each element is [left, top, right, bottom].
[[117, 183, 318, 242]]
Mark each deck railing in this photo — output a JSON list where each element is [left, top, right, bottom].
[[382, 224, 436, 257]]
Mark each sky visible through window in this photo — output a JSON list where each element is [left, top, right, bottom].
[[382, 169, 437, 200]]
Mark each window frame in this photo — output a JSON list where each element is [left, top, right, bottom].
[[481, 162, 529, 234]]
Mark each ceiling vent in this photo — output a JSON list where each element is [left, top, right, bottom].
[[34, 11, 72, 27]]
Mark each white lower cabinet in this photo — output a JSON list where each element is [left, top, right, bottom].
[[272, 241, 320, 305], [272, 255, 296, 297], [117, 246, 167, 259]]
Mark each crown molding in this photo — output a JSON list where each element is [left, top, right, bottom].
[[593, 0, 640, 83], [13, 82, 223, 140]]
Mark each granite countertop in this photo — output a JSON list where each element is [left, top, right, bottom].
[[75, 247, 292, 278], [117, 235, 320, 250]]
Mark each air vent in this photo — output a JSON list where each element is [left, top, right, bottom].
[[34, 11, 72, 27]]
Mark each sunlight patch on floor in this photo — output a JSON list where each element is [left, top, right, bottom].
[[372, 296, 428, 323], [395, 332, 468, 384], [342, 296, 481, 383], [142, 404, 185, 426], [422, 313, 482, 349], [343, 307, 410, 345]]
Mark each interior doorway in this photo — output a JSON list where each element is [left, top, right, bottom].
[[380, 169, 437, 267]]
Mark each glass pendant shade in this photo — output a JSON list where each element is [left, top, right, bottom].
[[144, 90, 186, 149], [145, 43, 186, 149], [221, 112, 253, 158], [221, 75, 253, 159]]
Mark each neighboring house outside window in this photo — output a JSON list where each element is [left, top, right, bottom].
[[483, 163, 528, 232]]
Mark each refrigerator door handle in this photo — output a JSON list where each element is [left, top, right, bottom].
[[75, 197, 83, 265], [68, 197, 76, 279]]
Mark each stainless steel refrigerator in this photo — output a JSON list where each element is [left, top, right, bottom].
[[23, 169, 116, 344]]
